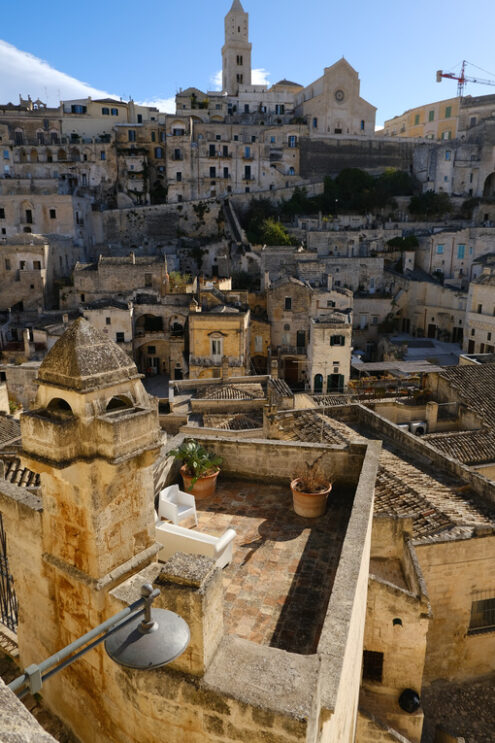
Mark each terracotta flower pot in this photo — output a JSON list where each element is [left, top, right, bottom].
[[180, 465, 220, 499], [290, 478, 332, 518]]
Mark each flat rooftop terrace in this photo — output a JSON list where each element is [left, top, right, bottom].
[[193, 477, 354, 655]]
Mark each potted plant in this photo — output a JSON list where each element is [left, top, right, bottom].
[[290, 455, 333, 518], [170, 439, 222, 498]]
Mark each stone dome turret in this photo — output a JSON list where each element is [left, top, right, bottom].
[[38, 317, 140, 392]]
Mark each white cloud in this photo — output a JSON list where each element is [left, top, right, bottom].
[[136, 96, 176, 113], [252, 68, 271, 86], [0, 40, 114, 106], [210, 67, 270, 91], [211, 70, 223, 91]]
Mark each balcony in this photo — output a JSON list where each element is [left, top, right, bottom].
[[278, 345, 307, 356], [189, 355, 243, 368]]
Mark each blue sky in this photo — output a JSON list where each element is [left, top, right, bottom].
[[1, 0, 495, 126]]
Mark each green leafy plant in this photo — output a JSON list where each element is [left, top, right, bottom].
[[170, 439, 222, 487]]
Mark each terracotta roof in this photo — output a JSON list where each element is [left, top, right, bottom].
[[2, 457, 40, 489], [435, 363, 495, 426], [0, 416, 21, 449], [195, 383, 264, 401], [270, 409, 495, 539], [268, 378, 293, 398], [38, 317, 140, 392], [423, 429, 495, 465]]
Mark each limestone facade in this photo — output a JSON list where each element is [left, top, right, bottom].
[[463, 265, 495, 353], [188, 305, 250, 378]]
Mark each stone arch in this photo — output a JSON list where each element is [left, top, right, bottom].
[[19, 149, 27, 163], [47, 397, 74, 417], [70, 147, 81, 162], [483, 172, 495, 199], [30, 149, 38, 163], [106, 395, 133, 412], [58, 148, 67, 162]]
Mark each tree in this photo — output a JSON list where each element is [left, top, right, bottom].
[[409, 191, 452, 218], [260, 218, 293, 246]]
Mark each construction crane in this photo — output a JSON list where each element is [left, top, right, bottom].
[[436, 60, 495, 97]]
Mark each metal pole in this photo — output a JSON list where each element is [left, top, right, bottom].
[[9, 585, 159, 696]]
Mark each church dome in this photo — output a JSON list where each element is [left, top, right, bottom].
[[38, 317, 140, 392]]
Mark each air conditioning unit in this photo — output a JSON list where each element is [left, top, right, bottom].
[[409, 421, 427, 436], [397, 423, 410, 432]]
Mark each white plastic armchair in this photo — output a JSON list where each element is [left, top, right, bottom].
[[158, 484, 198, 527]]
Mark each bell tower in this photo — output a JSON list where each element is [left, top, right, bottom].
[[222, 0, 252, 95]]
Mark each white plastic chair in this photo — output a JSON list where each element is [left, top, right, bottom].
[[158, 484, 198, 527]]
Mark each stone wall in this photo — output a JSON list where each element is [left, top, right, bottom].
[[356, 710, 411, 743], [0, 677, 58, 742], [4, 362, 40, 408], [300, 137, 418, 179]]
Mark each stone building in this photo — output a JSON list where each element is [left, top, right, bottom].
[[188, 303, 251, 378], [308, 312, 353, 394], [0, 317, 383, 743], [463, 263, 495, 353], [267, 277, 353, 388], [382, 96, 460, 140]]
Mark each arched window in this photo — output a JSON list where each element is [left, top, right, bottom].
[[314, 374, 323, 394], [106, 395, 133, 412], [58, 148, 67, 162], [30, 149, 38, 163], [19, 149, 27, 163], [47, 397, 74, 418], [70, 148, 81, 162], [288, 167, 295, 176]]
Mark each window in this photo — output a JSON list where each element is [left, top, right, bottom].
[[176, 172, 182, 182], [234, 135, 239, 141], [436, 244, 444, 254], [102, 107, 110, 115], [49, 208, 56, 219], [244, 165, 251, 180], [255, 335, 263, 352], [116, 332, 125, 343], [174, 148, 182, 160], [223, 167, 229, 178], [25, 209, 33, 224], [106, 317, 111, 325], [442, 130, 452, 140], [3, 150, 9, 160], [209, 144, 216, 156], [147, 345, 156, 355], [128, 130, 136, 142], [445, 150, 451, 161], [244, 146, 251, 158], [360, 120, 365, 131], [251, 135, 256, 143], [469, 595, 495, 634], [223, 145, 229, 157], [210, 166, 216, 178], [288, 135, 297, 148], [81, 293, 85, 302], [327, 300, 335, 308], [457, 244, 465, 259], [216, 134, 221, 141], [312, 117, 318, 129], [284, 297, 292, 311], [428, 110, 435, 122], [111, 108, 118, 116], [145, 274, 152, 287], [5, 259, 10, 270], [478, 304, 483, 314], [270, 136, 276, 144], [330, 335, 345, 346], [244, 104, 249, 113], [414, 114, 420, 125], [488, 333, 492, 342], [288, 167, 295, 176], [211, 339, 222, 357], [100, 150, 106, 161], [362, 651, 383, 683], [151, 132, 156, 142], [236, 55, 243, 65], [0, 208, 4, 219], [70, 105, 87, 114], [154, 147, 163, 158], [445, 106, 452, 118], [275, 105, 285, 115], [237, 74, 244, 84]]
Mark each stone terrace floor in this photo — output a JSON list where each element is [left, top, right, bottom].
[[194, 477, 354, 655]]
